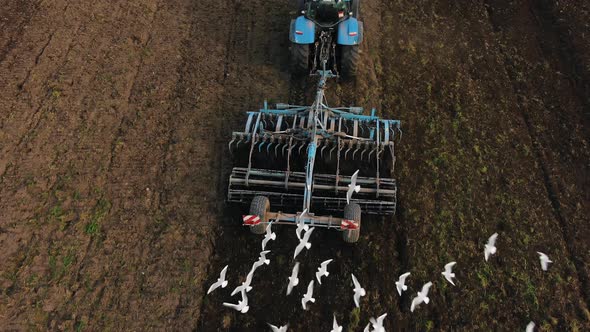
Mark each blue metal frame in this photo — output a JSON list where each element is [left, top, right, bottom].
[[290, 16, 315, 44]]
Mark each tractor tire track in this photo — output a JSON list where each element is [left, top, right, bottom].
[[483, 0, 590, 309]]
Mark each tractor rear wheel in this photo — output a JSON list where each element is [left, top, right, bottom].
[[249, 196, 270, 235], [352, 0, 360, 18], [291, 43, 310, 77], [340, 45, 360, 79], [295, 0, 305, 12], [342, 203, 361, 243]]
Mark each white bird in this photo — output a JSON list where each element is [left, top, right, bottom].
[[293, 227, 315, 259], [442, 262, 457, 286], [346, 169, 361, 204], [351, 273, 366, 308], [295, 209, 309, 240], [268, 323, 288, 332], [301, 280, 315, 310], [315, 259, 333, 284], [484, 232, 498, 261], [370, 313, 387, 332], [526, 321, 535, 332], [395, 272, 411, 296], [253, 250, 271, 269], [223, 288, 249, 313], [330, 315, 342, 332], [410, 281, 433, 312], [261, 223, 276, 250], [286, 262, 300, 295], [537, 252, 553, 271], [207, 265, 228, 294], [231, 267, 255, 295]]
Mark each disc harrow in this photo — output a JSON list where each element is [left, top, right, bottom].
[[227, 68, 401, 242]]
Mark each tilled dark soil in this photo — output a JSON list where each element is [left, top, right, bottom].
[[1, 0, 589, 331]]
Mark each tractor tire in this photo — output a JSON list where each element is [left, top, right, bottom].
[[249, 196, 270, 235], [295, 0, 305, 12], [342, 203, 361, 243], [291, 43, 310, 77], [352, 0, 360, 18], [340, 45, 360, 79]]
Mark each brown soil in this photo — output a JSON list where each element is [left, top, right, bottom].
[[1, 0, 589, 331]]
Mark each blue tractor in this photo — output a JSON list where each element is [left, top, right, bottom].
[[290, 0, 363, 78]]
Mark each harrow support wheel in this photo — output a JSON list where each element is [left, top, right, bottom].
[[249, 196, 270, 235], [342, 203, 361, 243]]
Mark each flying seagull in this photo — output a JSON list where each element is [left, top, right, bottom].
[[370, 313, 387, 332], [330, 315, 342, 332], [395, 272, 411, 296], [410, 281, 432, 312], [231, 266, 255, 295], [537, 252, 553, 271], [223, 288, 249, 313], [315, 259, 333, 284], [346, 169, 361, 204], [261, 223, 276, 250], [484, 232, 498, 261], [268, 323, 288, 332], [294, 227, 315, 259], [301, 280, 315, 310], [351, 273, 366, 308], [207, 265, 228, 294], [253, 250, 271, 269], [295, 209, 309, 240], [286, 262, 300, 295], [526, 321, 535, 332], [442, 262, 457, 286]]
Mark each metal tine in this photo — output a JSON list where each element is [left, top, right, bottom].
[[282, 142, 288, 156], [329, 144, 337, 160], [275, 140, 281, 157], [298, 142, 306, 155], [261, 114, 267, 130], [321, 142, 328, 159], [258, 139, 266, 153], [368, 146, 377, 161], [352, 141, 362, 160], [360, 142, 368, 160], [267, 139, 274, 154], [228, 137, 236, 151], [236, 137, 244, 148], [344, 142, 353, 160]]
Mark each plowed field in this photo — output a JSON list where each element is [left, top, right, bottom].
[[1, 0, 589, 331]]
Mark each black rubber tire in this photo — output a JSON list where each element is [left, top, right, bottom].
[[340, 45, 360, 79], [342, 203, 361, 243], [295, 0, 305, 12], [290, 43, 310, 77], [249, 196, 270, 235], [352, 0, 360, 18]]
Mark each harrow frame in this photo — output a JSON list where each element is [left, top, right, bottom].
[[228, 63, 401, 240]]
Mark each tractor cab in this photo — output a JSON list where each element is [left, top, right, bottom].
[[305, 0, 349, 24]]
